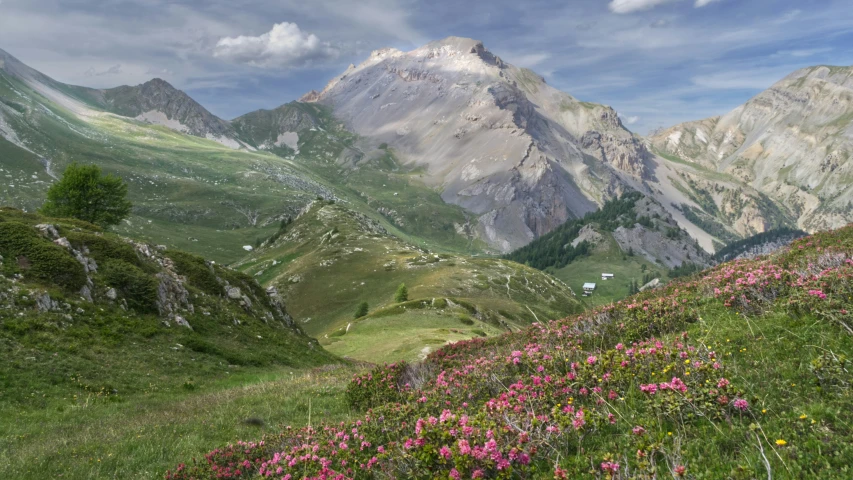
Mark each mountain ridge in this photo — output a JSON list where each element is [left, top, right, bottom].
[[649, 64, 853, 235]]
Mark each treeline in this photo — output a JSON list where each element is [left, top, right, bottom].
[[714, 227, 807, 263], [668, 262, 703, 279], [504, 192, 644, 270]]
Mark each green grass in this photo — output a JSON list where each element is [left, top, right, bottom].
[[553, 237, 667, 307], [235, 202, 582, 361], [321, 309, 503, 363], [0, 365, 361, 480]]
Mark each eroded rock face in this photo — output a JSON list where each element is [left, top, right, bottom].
[[650, 65, 853, 234], [302, 37, 646, 252]]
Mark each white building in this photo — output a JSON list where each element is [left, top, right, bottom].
[[601, 273, 614, 280], [583, 283, 597, 295]]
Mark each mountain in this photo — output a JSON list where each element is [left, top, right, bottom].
[[231, 102, 324, 155], [0, 48, 246, 149], [97, 78, 245, 147], [650, 65, 853, 235], [505, 191, 711, 304], [284, 37, 648, 253]]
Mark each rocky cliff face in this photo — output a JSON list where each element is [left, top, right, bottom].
[[650, 65, 853, 234], [297, 37, 647, 252]]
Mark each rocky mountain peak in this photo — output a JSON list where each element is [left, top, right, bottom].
[[295, 38, 647, 252], [101, 78, 245, 148]]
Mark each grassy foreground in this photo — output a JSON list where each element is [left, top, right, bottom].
[[170, 226, 853, 479], [0, 365, 360, 479]]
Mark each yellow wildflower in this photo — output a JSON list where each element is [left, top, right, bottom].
[[775, 439, 787, 446]]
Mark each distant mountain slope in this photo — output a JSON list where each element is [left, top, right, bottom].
[[231, 102, 324, 155], [295, 37, 647, 252], [99, 78, 244, 147], [0, 48, 246, 148], [650, 65, 853, 234]]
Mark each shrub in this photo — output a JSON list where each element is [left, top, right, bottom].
[[354, 301, 369, 319], [65, 231, 142, 267], [100, 259, 158, 313], [394, 283, 409, 302], [0, 221, 86, 290], [165, 251, 221, 295], [345, 361, 409, 410]]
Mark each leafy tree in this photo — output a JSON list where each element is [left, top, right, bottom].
[[394, 283, 409, 303], [354, 301, 369, 319], [40, 163, 132, 227]]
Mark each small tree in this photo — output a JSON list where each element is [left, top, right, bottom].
[[354, 301, 369, 319], [394, 283, 408, 303], [40, 163, 132, 227]]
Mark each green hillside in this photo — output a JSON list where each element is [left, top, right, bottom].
[[0, 65, 478, 267], [234, 201, 582, 362]]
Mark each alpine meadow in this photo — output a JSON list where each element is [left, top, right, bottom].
[[1, 1, 853, 478]]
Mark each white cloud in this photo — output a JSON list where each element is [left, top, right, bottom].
[[608, 0, 680, 14], [502, 52, 550, 68], [213, 22, 339, 68], [622, 115, 640, 125], [84, 64, 122, 77], [609, 0, 721, 13]]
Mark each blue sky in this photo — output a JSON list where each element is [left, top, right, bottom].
[[1, 0, 852, 133]]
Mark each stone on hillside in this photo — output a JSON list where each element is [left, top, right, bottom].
[[173, 315, 192, 329], [226, 286, 242, 299], [35, 224, 59, 239], [105, 287, 118, 300]]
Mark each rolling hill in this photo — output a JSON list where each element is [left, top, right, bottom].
[[234, 200, 582, 362]]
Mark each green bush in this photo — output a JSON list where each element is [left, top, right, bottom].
[[65, 231, 142, 267], [354, 301, 369, 319], [100, 259, 158, 313], [165, 251, 221, 295], [459, 314, 474, 325], [433, 298, 448, 309], [394, 283, 409, 302], [0, 221, 86, 290]]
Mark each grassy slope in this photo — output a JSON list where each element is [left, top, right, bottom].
[[1, 70, 479, 265], [553, 235, 670, 307], [174, 226, 853, 479], [0, 210, 341, 478], [235, 201, 582, 362], [0, 366, 358, 479]]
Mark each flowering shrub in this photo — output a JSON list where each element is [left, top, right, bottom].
[[168, 226, 853, 479], [345, 362, 411, 410]]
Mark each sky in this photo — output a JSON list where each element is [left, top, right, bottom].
[[1, 0, 852, 134]]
